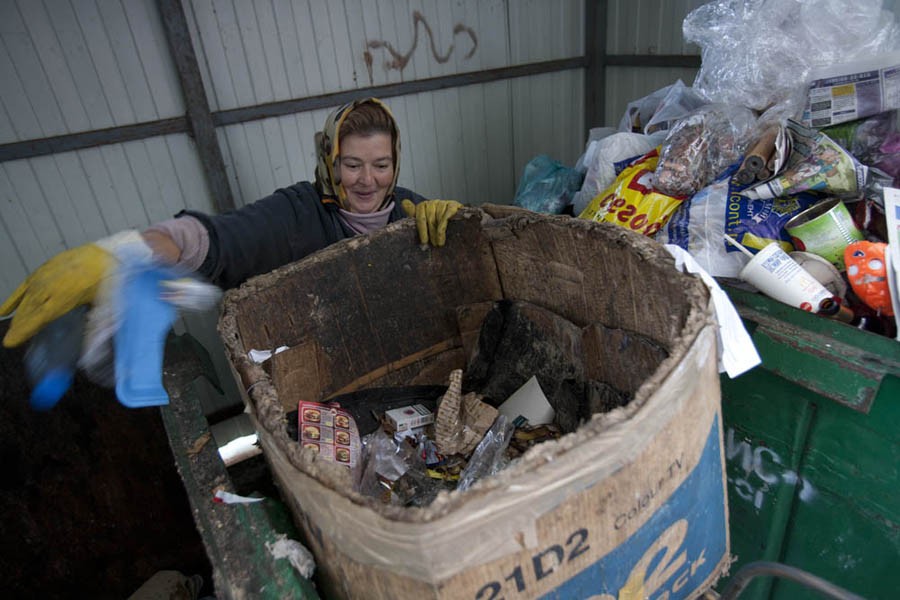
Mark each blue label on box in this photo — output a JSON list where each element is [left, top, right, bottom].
[[541, 417, 726, 600]]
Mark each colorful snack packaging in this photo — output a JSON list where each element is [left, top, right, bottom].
[[578, 149, 686, 237]]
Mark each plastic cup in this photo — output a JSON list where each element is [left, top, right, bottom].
[[740, 243, 834, 312]]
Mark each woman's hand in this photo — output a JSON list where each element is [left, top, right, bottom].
[[1, 244, 115, 347], [401, 199, 462, 247]]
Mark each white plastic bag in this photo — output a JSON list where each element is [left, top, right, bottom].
[[572, 132, 657, 216]]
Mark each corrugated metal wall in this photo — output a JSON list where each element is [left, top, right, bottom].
[[0, 0, 213, 297], [184, 0, 583, 206], [0, 0, 585, 303], [602, 0, 704, 126]]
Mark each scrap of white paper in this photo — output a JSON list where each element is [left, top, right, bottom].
[[665, 244, 762, 378], [248, 346, 289, 363], [498, 376, 555, 425], [213, 490, 264, 504]]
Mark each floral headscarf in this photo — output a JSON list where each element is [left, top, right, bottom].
[[314, 97, 401, 210]]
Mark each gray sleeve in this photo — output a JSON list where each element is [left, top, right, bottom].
[[143, 214, 210, 272]]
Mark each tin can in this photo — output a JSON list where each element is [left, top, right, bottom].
[[784, 198, 864, 270]]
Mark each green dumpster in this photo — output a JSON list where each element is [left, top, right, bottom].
[[719, 285, 900, 600]]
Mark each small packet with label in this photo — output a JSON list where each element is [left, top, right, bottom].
[[298, 401, 361, 467]]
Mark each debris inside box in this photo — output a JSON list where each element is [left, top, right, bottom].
[[284, 300, 637, 507]]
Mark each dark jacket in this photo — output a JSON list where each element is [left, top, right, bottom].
[[181, 182, 425, 289]]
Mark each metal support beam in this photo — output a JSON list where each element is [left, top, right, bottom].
[[605, 54, 701, 68], [157, 0, 235, 213], [0, 57, 584, 165], [213, 57, 586, 127], [584, 0, 607, 130], [0, 118, 188, 163]]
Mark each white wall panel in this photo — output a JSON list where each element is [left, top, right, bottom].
[[0, 134, 214, 299], [603, 0, 705, 127], [0, 0, 185, 143]]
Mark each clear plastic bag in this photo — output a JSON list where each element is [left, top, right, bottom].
[[618, 80, 709, 135], [356, 429, 422, 504], [655, 103, 757, 197], [456, 415, 515, 492], [684, 0, 900, 114]]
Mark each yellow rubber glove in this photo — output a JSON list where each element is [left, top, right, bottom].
[[401, 199, 462, 247], [0, 230, 152, 348], [1, 244, 114, 347]]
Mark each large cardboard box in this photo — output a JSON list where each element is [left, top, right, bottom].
[[219, 208, 729, 599]]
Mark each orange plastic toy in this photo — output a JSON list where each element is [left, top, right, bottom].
[[844, 241, 894, 316]]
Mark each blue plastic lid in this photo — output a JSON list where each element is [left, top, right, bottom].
[[30, 368, 75, 411]]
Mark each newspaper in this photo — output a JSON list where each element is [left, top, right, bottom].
[[803, 51, 900, 128], [744, 120, 868, 200]]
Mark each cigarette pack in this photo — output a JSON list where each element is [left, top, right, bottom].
[[385, 404, 434, 432]]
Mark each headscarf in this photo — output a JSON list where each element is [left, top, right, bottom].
[[314, 97, 401, 211]]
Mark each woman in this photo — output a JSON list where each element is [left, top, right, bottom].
[[1, 97, 460, 348]]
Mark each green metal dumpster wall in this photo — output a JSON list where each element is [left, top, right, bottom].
[[720, 286, 900, 600]]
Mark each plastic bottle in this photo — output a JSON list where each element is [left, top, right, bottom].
[[24, 306, 88, 410]]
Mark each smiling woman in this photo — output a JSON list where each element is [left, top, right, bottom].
[[0, 97, 462, 367]]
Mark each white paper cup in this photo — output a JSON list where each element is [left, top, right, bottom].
[[740, 243, 834, 312]]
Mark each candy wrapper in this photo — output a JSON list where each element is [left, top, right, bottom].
[[298, 401, 361, 468]]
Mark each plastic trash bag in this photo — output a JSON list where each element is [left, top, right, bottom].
[[656, 163, 821, 278], [684, 0, 900, 115], [618, 80, 709, 136], [572, 132, 657, 216], [512, 155, 584, 214], [655, 103, 757, 197], [456, 415, 515, 492]]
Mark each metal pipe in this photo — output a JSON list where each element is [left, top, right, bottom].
[[719, 561, 868, 600]]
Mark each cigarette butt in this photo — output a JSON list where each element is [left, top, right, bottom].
[[757, 167, 772, 181], [767, 154, 778, 172]]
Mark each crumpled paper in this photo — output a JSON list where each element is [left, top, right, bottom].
[[434, 369, 497, 456]]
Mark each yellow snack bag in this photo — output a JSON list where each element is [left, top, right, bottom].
[[578, 149, 687, 237]]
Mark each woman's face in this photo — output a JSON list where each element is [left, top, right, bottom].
[[338, 132, 394, 214]]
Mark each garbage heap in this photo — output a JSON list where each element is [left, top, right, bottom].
[[516, 0, 900, 340]]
